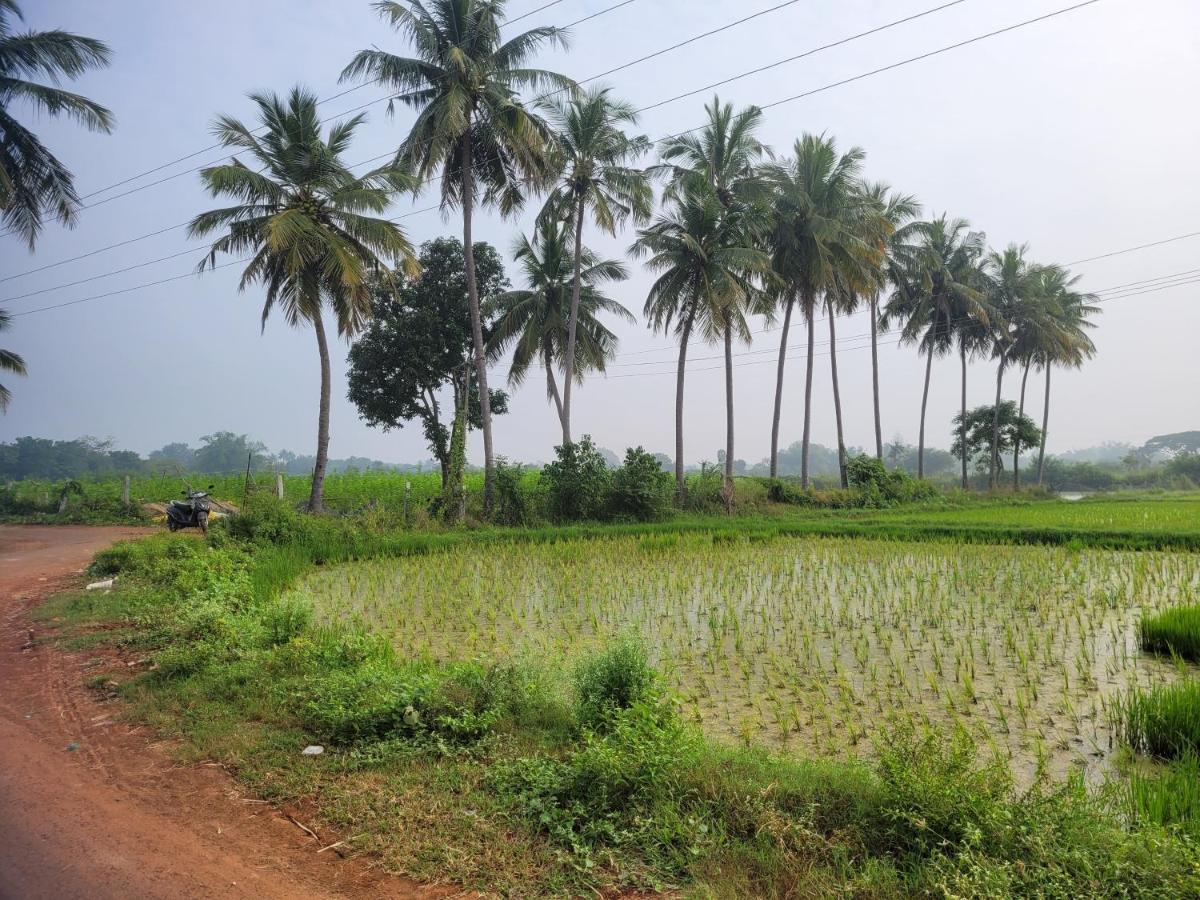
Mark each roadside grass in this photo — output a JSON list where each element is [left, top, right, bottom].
[[32, 503, 1200, 897]]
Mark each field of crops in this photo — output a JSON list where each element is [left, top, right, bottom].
[[876, 493, 1200, 533], [291, 534, 1200, 782]]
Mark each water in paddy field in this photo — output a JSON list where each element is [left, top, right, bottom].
[[288, 535, 1200, 786]]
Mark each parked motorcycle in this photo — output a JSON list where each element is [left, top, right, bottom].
[[166, 486, 214, 534]]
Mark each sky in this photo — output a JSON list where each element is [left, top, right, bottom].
[[2, 0, 1198, 466]]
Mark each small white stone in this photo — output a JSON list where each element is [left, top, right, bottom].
[[301, 745, 324, 756]]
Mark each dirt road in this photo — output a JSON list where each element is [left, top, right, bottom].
[[0, 525, 437, 900]]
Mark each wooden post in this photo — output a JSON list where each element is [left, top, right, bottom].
[[276, 473, 285, 500], [122, 475, 131, 508], [403, 479, 411, 525]]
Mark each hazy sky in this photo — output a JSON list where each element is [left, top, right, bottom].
[[2, 0, 1198, 465]]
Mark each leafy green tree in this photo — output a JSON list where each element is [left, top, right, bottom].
[[951, 402, 1041, 476], [341, 0, 573, 514], [0, 308, 25, 411], [486, 218, 632, 426], [609, 446, 673, 521], [148, 442, 196, 470], [346, 238, 510, 501], [193, 432, 269, 474], [188, 87, 417, 513], [885, 216, 987, 481], [541, 434, 610, 521], [539, 86, 651, 443], [762, 135, 870, 486], [0, 0, 113, 249]]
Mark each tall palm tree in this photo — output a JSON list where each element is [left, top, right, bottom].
[[1035, 266, 1099, 485], [486, 217, 632, 422], [762, 135, 869, 486], [188, 87, 418, 513], [953, 285, 992, 489], [982, 243, 1040, 490], [885, 216, 986, 480], [539, 85, 651, 444], [1, 0, 113, 249], [0, 308, 26, 411], [860, 182, 921, 462], [341, 0, 573, 513], [653, 95, 768, 210], [631, 183, 769, 503]]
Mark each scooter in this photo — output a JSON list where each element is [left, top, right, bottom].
[[166, 486, 214, 534]]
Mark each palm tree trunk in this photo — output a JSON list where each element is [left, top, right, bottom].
[[308, 311, 331, 513], [989, 355, 1005, 490], [544, 342, 564, 425], [560, 201, 586, 445], [960, 344, 969, 491], [800, 297, 815, 489], [917, 349, 933, 480], [1014, 359, 1030, 490], [723, 311, 735, 513], [769, 293, 795, 478], [829, 305, 848, 488], [674, 307, 696, 503], [871, 294, 883, 461], [1037, 364, 1051, 485], [460, 135, 495, 515]]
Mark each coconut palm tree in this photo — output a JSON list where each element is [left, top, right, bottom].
[[1, 0, 113, 249], [953, 285, 992, 490], [653, 95, 768, 210], [885, 215, 986, 480], [982, 243, 1041, 490], [539, 86, 651, 444], [631, 183, 769, 503], [0, 308, 26, 411], [188, 87, 418, 513], [860, 182, 922, 462], [486, 217, 633, 422], [1035, 266, 1099, 485], [341, 0, 573, 513], [762, 135, 868, 486]]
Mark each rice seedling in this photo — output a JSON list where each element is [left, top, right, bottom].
[[1114, 680, 1200, 759], [286, 535, 1198, 783]]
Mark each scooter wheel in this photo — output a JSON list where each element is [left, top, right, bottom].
[[167, 520, 178, 532]]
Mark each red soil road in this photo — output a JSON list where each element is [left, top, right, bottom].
[[0, 525, 451, 900]]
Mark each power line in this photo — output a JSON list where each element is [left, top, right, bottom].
[[1065, 231, 1200, 266], [0, 0, 644, 241], [636, 0, 974, 114], [2, 0, 806, 276], [5, 0, 1116, 314]]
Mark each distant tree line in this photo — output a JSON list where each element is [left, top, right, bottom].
[[0, 433, 438, 480]]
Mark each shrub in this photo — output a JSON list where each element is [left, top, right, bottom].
[[573, 638, 658, 730], [541, 436, 610, 522], [1142, 606, 1200, 662], [293, 662, 439, 744], [1116, 681, 1200, 759], [493, 458, 532, 526], [609, 447, 673, 522]]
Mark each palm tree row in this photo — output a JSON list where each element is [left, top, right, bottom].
[[184, 0, 1099, 511]]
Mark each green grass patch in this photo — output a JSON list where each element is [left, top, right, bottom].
[[1142, 606, 1200, 662], [1116, 681, 1200, 760]]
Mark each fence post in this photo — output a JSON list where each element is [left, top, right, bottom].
[[276, 473, 285, 500], [122, 474, 131, 508], [404, 479, 412, 526]]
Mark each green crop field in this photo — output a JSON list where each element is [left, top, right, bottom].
[[291, 533, 1199, 782], [873, 493, 1200, 533]]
